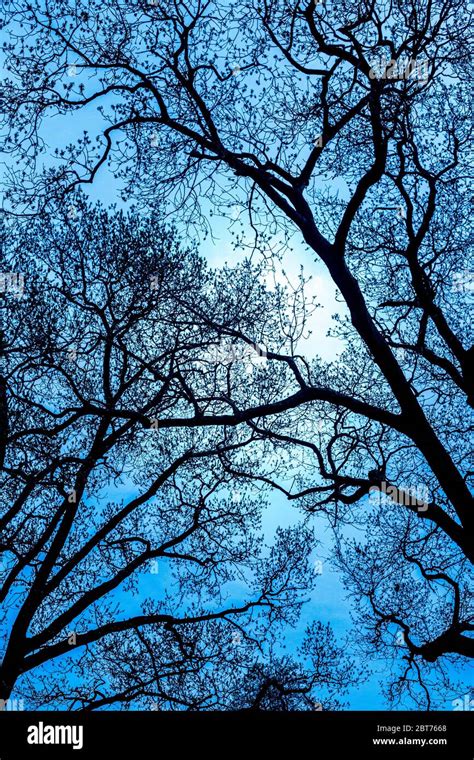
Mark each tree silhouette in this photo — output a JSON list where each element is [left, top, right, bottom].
[[0, 0, 472, 707], [0, 200, 358, 708]]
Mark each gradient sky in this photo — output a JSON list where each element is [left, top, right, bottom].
[[1, 36, 471, 710]]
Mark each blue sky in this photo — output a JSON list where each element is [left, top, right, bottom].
[[1, 29, 471, 710]]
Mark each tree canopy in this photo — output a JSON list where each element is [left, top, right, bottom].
[[0, 0, 472, 709]]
